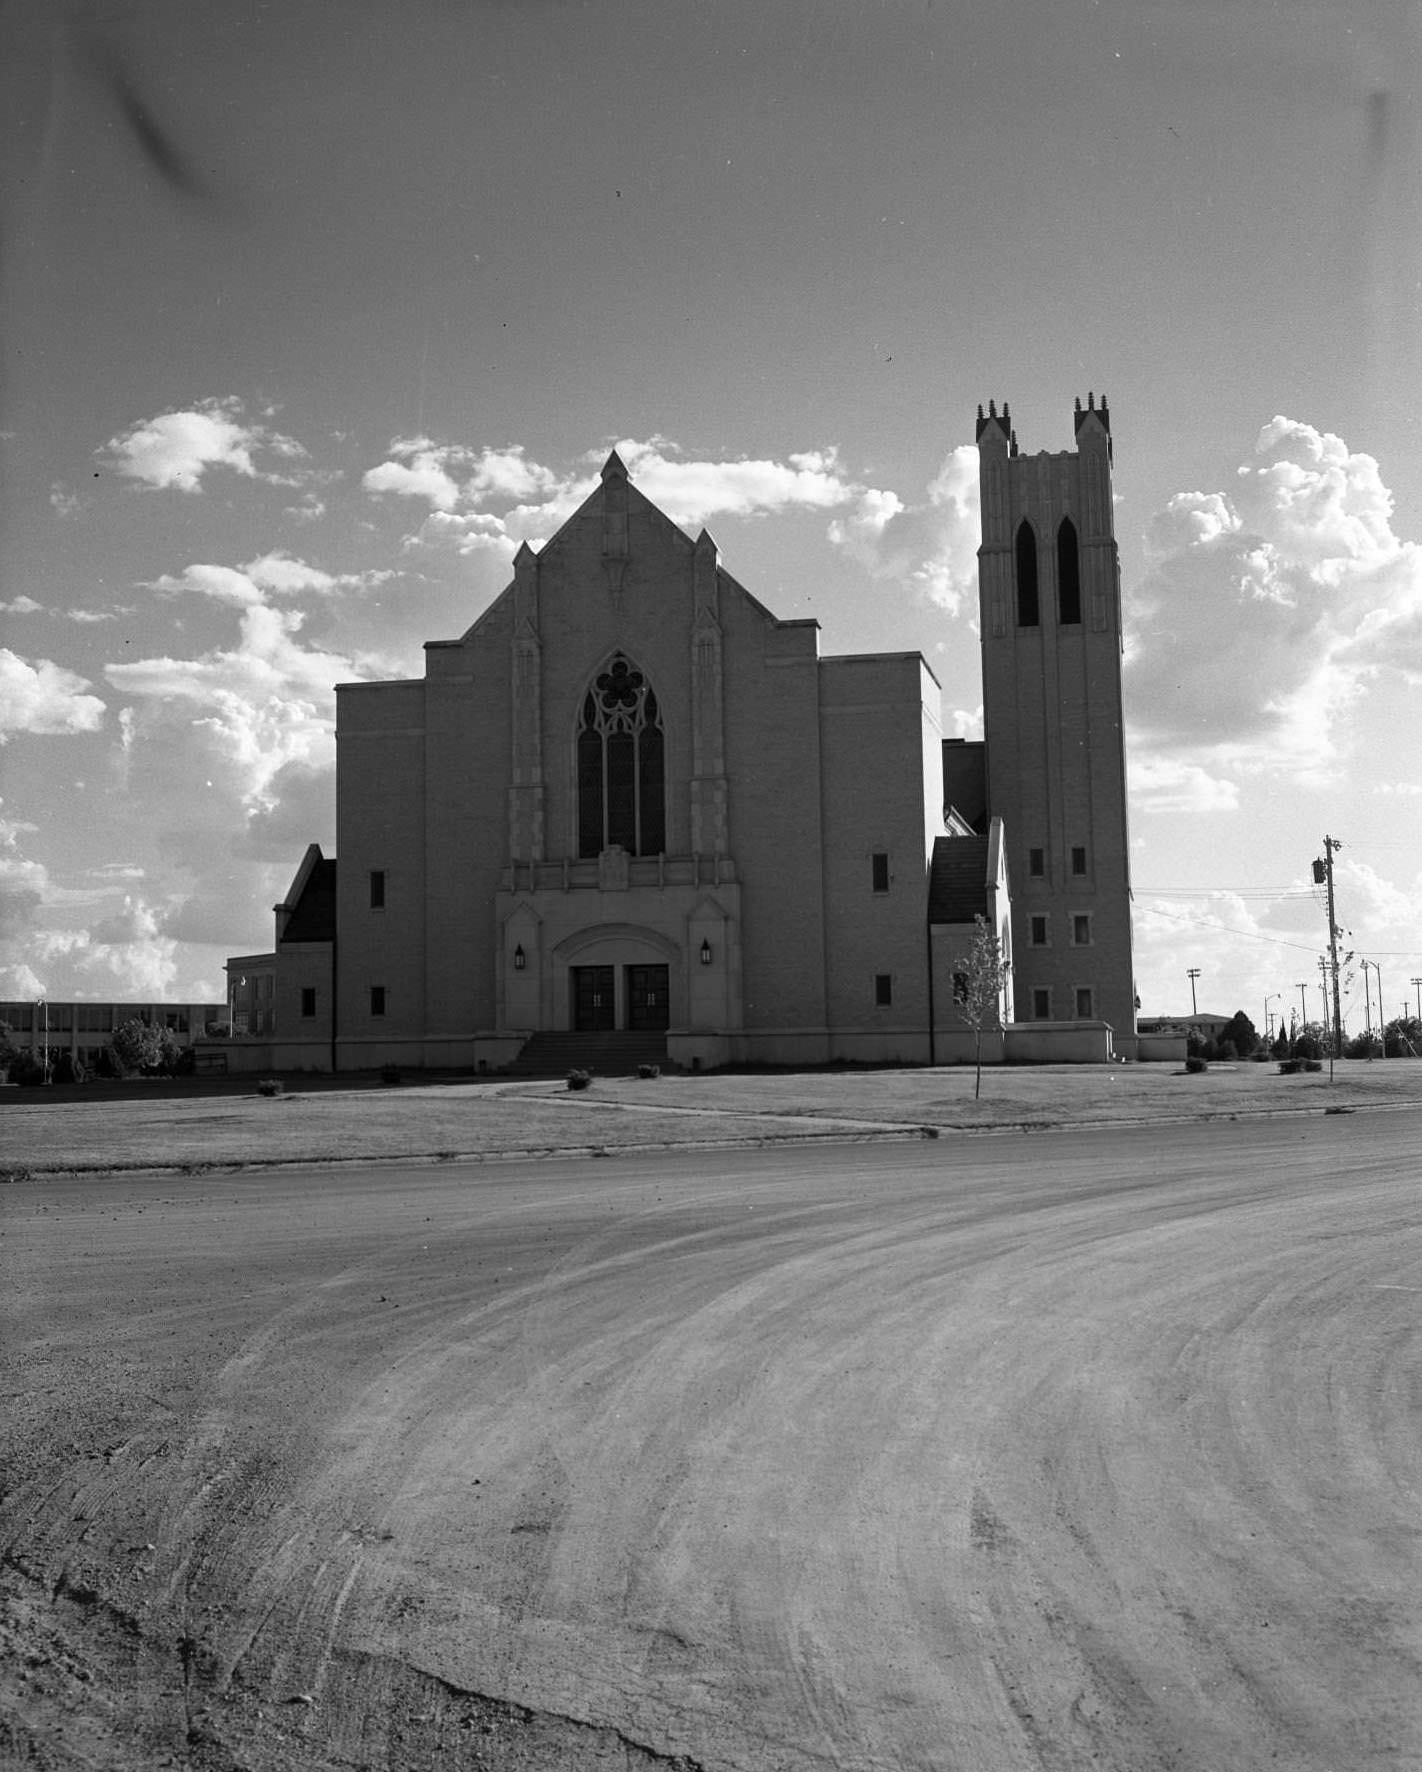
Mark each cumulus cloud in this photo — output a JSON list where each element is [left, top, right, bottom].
[[828, 445, 980, 616], [150, 551, 389, 608], [1128, 417, 1422, 775], [1129, 755, 1241, 814], [102, 398, 307, 492], [364, 434, 912, 559], [0, 596, 43, 615], [363, 437, 468, 511], [105, 602, 362, 813], [0, 650, 106, 739]]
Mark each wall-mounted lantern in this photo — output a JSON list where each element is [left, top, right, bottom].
[[700, 938, 713, 966], [513, 944, 526, 971]]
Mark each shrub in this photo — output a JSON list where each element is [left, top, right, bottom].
[[52, 1051, 86, 1085], [1278, 1058, 1301, 1075], [566, 1069, 592, 1091], [11, 1052, 49, 1087], [1215, 1039, 1237, 1062], [636, 1063, 660, 1079], [1184, 1055, 1209, 1074], [256, 1077, 285, 1097], [1303, 1058, 1324, 1072]]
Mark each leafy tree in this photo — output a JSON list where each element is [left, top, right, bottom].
[[1220, 1010, 1258, 1058], [952, 914, 1011, 1101], [52, 1050, 87, 1085], [0, 1022, 19, 1081], [108, 1018, 165, 1077], [1384, 1016, 1422, 1058]]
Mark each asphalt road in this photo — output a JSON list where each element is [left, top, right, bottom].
[[3, 1111, 1419, 1771]]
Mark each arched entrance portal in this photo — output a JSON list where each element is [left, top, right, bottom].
[[558, 925, 678, 1034]]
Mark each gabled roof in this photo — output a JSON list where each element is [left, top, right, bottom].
[[928, 835, 991, 925], [280, 853, 336, 943]]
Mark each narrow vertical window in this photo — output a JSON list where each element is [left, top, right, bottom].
[[1073, 914, 1092, 946], [1071, 845, 1087, 875], [577, 656, 666, 857], [1030, 915, 1048, 946], [1028, 846, 1046, 878], [370, 986, 386, 1017], [300, 987, 316, 1018], [875, 973, 893, 1007], [871, 851, 890, 893], [1032, 987, 1052, 1020], [1075, 988, 1094, 1019], [369, 869, 386, 909], [1016, 520, 1039, 627], [1057, 518, 1081, 625]]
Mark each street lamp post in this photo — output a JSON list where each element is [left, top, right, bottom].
[[1264, 992, 1280, 1044]]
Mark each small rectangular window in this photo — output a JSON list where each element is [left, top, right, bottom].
[[1028, 847, 1045, 878], [1076, 988, 1094, 1019], [370, 869, 386, 909], [370, 985, 386, 1017], [1071, 846, 1087, 876], [300, 987, 316, 1018], [1030, 915, 1048, 946], [871, 852, 890, 893], [874, 973, 893, 1007], [1032, 987, 1051, 1020], [1073, 914, 1092, 946]]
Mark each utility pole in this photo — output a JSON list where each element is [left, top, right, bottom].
[[1412, 976, 1421, 1020], [1296, 982, 1308, 1031], [1311, 837, 1344, 1060], [1375, 961, 1385, 1057], [1187, 967, 1200, 1017]]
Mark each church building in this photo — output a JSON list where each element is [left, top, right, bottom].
[[221, 399, 1137, 1073]]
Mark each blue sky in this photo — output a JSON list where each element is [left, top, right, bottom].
[[2, 0, 1420, 1031]]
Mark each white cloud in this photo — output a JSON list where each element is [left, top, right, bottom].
[[363, 438, 467, 511], [105, 603, 361, 814], [612, 439, 861, 526], [1128, 416, 1422, 774], [0, 596, 44, 615], [150, 552, 389, 609], [0, 650, 106, 739], [366, 435, 907, 559], [828, 445, 980, 616], [1129, 755, 1241, 814], [102, 398, 307, 493]]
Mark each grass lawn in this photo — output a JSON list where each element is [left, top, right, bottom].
[[2, 1057, 1420, 1180]]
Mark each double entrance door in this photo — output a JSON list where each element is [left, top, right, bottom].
[[572, 963, 669, 1032]]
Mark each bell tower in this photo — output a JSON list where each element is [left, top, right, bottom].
[[976, 396, 1136, 1047]]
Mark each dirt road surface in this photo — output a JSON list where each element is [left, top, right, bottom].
[[3, 1112, 1419, 1770]]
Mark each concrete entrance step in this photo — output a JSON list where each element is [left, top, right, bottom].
[[506, 1031, 675, 1079]]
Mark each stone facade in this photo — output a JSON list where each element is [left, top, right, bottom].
[[220, 407, 1138, 1072]]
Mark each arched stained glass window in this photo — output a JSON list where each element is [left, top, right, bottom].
[[577, 655, 666, 857], [1015, 520, 1039, 627], [1057, 517, 1081, 625]]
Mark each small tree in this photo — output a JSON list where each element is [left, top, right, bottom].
[[107, 1018, 165, 1078], [1219, 1010, 1258, 1058], [953, 914, 1011, 1100], [0, 1022, 19, 1081]]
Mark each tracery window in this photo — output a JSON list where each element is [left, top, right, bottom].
[[577, 654, 666, 857]]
